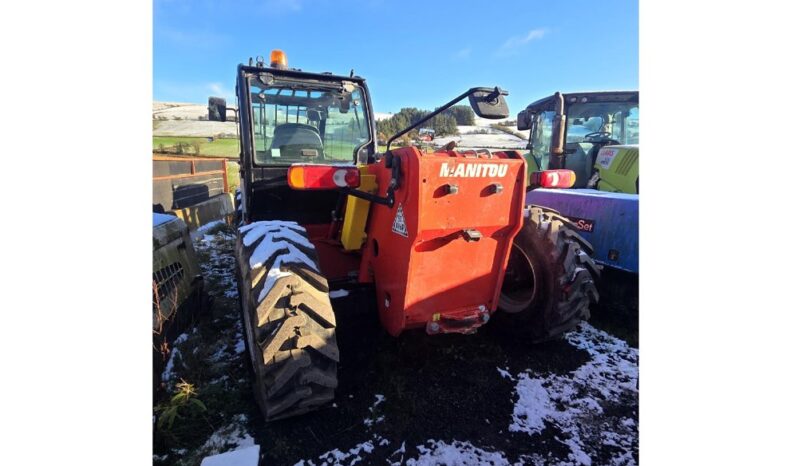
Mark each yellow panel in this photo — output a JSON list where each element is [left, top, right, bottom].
[[341, 167, 377, 251]]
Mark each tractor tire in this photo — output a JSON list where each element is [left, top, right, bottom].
[[496, 206, 600, 342], [235, 220, 338, 421]]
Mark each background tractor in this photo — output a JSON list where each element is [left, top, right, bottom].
[[209, 50, 600, 421], [518, 91, 639, 340], [518, 91, 639, 274]]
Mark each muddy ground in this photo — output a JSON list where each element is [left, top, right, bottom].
[[153, 224, 638, 466]]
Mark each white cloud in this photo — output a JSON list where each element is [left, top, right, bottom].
[[497, 28, 547, 56], [452, 47, 472, 60]]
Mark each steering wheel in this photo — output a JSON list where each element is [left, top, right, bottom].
[[583, 131, 621, 145]]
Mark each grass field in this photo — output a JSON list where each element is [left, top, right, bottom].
[[153, 136, 239, 158]]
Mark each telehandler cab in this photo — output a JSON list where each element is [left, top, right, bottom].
[[210, 50, 600, 421]]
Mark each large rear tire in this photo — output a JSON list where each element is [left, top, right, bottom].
[[497, 206, 600, 342], [235, 221, 338, 421]]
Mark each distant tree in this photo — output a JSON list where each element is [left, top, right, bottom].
[[446, 105, 476, 125], [376, 106, 460, 140]]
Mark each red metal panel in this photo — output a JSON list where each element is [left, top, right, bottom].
[[304, 224, 362, 282], [361, 147, 526, 336]]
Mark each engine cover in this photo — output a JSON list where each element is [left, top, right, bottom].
[[360, 147, 526, 336]]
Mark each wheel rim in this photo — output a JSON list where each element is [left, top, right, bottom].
[[499, 243, 537, 313]]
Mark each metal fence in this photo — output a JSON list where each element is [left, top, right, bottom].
[[153, 156, 230, 212]]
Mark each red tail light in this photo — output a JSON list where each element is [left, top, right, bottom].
[[288, 164, 361, 190], [530, 169, 576, 189]]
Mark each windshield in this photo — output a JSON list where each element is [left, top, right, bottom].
[[566, 102, 639, 145], [248, 78, 371, 165]]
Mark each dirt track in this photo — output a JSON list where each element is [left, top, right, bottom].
[[154, 225, 638, 466]]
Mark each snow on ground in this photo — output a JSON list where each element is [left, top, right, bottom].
[[406, 440, 511, 466], [290, 322, 637, 466], [196, 220, 226, 234], [161, 331, 192, 388], [200, 445, 260, 466], [175, 225, 636, 466], [201, 414, 256, 456], [509, 322, 639, 465], [153, 102, 238, 137], [433, 119, 527, 150], [154, 119, 239, 137], [155, 226, 255, 465], [329, 289, 350, 299], [294, 435, 384, 466], [363, 394, 386, 427], [196, 227, 240, 300]]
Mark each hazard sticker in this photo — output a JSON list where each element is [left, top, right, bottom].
[[596, 148, 619, 169], [392, 204, 408, 237]]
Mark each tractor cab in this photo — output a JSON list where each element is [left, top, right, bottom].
[[208, 50, 377, 227], [517, 91, 638, 189]]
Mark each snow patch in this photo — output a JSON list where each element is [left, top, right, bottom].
[[200, 445, 259, 466], [295, 435, 383, 466], [201, 414, 255, 456], [509, 322, 638, 465], [329, 289, 350, 299], [363, 394, 386, 427], [497, 367, 514, 380], [196, 220, 226, 234], [406, 440, 510, 466]]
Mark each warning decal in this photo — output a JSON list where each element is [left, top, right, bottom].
[[392, 204, 408, 237]]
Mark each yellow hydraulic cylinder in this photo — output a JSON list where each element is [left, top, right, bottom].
[[340, 166, 377, 251]]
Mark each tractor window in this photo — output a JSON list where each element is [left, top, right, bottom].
[[248, 80, 370, 165], [530, 111, 555, 170], [566, 102, 639, 145], [613, 106, 639, 144]]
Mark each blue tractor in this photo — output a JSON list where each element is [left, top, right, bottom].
[[518, 91, 639, 337]]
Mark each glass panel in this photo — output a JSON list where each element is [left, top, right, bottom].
[[566, 102, 639, 145], [248, 79, 370, 165], [530, 111, 555, 170]]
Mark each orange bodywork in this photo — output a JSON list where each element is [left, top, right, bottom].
[[359, 147, 527, 336]]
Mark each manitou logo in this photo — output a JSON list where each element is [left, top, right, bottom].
[[439, 162, 509, 178]]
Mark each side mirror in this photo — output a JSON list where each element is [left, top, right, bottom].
[[517, 110, 532, 130], [339, 95, 350, 114], [208, 96, 227, 122], [468, 88, 509, 120]]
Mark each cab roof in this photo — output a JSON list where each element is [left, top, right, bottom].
[[524, 91, 638, 113]]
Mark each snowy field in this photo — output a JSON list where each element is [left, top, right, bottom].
[[153, 101, 528, 149], [433, 119, 529, 151], [154, 225, 638, 466]]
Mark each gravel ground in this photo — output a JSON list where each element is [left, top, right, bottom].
[[154, 224, 638, 466]]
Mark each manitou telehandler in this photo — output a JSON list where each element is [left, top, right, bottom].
[[209, 50, 600, 421]]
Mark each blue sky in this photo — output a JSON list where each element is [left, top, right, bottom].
[[154, 0, 638, 114]]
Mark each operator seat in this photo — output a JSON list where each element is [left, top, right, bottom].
[[270, 123, 324, 160], [563, 142, 594, 188]]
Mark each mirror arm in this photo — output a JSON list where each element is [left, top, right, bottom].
[[385, 87, 503, 152], [386, 89, 470, 152], [341, 156, 401, 207]]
